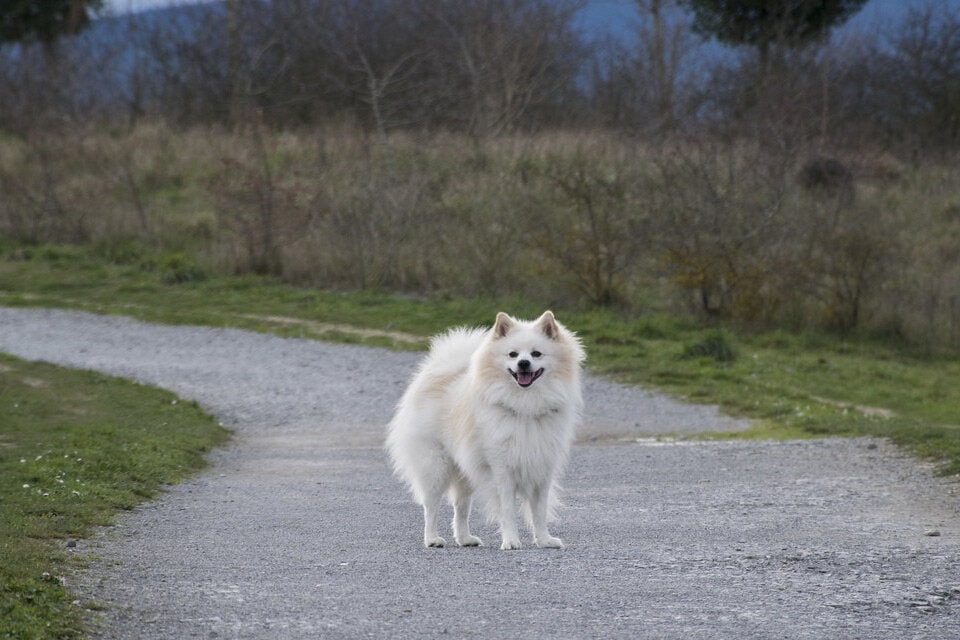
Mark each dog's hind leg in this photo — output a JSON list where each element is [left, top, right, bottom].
[[450, 474, 482, 547], [422, 492, 447, 548], [416, 449, 453, 548]]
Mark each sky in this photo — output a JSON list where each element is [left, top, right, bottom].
[[105, 0, 203, 13]]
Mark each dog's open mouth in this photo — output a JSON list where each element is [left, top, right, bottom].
[[510, 368, 544, 388]]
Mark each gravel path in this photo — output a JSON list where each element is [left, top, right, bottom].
[[1, 307, 958, 639]]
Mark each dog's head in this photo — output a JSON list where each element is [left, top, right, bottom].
[[491, 310, 577, 389]]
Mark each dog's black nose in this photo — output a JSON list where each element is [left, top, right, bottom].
[[518, 359, 531, 371]]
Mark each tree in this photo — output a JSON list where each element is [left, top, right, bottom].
[[881, 4, 960, 149], [0, 0, 104, 47], [587, 0, 700, 134], [680, 0, 866, 70], [422, 0, 585, 137], [314, 0, 426, 140]]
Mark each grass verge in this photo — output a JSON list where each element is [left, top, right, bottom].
[[0, 353, 229, 639], [580, 315, 960, 474]]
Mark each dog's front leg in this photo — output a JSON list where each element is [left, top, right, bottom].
[[498, 483, 522, 550], [530, 484, 563, 549], [451, 475, 482, 546]]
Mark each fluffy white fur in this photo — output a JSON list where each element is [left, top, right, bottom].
[[386, 311, 585, 550]]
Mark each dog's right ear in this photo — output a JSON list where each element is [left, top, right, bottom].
[[493, 312, 514, 338]]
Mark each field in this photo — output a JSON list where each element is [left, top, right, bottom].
[[2, 125, 960, 638], [2, 125, 959, 348]]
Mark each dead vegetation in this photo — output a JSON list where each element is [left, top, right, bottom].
[[1, 123, 958, 349]]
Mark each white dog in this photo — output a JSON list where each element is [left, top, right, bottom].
[[386, 311, 585, 550]]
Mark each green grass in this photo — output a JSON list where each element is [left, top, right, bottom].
[[580, 314, 960, 473], [0, 353, 229, 639], [2, 244, 959, 476]]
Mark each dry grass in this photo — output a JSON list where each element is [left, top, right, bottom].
[[1, 122, 958, 348]]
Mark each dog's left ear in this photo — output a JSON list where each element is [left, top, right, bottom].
[[535, 310, 560, 340], [493, 312, 515, 338]]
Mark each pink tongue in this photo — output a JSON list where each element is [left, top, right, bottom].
[[517, 371, 535, 385]]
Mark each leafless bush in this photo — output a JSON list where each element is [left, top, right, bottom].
[[311, 167, 432, 289], [647, 140, 795, 320], [803, 200, 901, 333], [798, 156, 855, 206], [519, 146, 649, 306], [873, 168, 960, 348], [0, 130, 146, 245], [640, 138, 910, 334], [109, 0, 584, 135], [209, 126, 289, 275]]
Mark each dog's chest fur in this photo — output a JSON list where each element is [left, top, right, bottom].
[[477, 401, 574, 487]]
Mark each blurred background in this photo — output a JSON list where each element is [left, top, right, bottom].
[[2, 0, 959, 348]]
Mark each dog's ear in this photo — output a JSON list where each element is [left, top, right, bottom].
[[493, 312, 515, 338], [535, 310, 560, 340]]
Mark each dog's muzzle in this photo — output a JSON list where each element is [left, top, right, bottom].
[[510, 360, 544, 388]]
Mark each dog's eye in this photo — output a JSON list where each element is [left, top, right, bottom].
[[509, 351, 519, 358], [531, 351, 542, 358]]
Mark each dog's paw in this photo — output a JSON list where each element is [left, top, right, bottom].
[[456, 535, 483, 547], [500, 539, 522, 551], [534, 536, 564, 549], [424, 536, 447, 548]]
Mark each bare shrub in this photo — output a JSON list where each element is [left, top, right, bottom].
[[303, 135, 451, 291], [522, 147, 648, 306], [806, 202, 901, 333], [0, 130, 141, 245], [314, 170, 431, 290], [427, 142, 529, 297], [0, 134, 68, 243], [873, 165, 960, 348], [798, 156, 855, 206], [206, 123, 321, 278], [648, 140, 794, 320]]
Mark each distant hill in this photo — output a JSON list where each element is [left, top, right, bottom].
[[98, 0, 920, 46]]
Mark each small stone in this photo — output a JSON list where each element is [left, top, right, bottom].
[[924, 530, 941, 537], [65, 539, 78, 548]]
